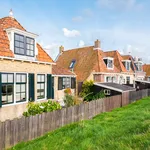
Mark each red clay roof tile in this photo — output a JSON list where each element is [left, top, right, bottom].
[[52, 65, 75, 76]]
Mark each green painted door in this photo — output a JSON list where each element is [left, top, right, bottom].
[[28, 73, 35, 101]]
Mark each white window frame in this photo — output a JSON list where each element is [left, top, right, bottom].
[[104, 89, 111, 96], [122, 60, 131, 71], [103, 57, 114, 70], [37, 74, 47, 101], [1, 72, 28, 107]]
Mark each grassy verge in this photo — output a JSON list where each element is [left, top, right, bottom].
[[10, 97, 150, 150]]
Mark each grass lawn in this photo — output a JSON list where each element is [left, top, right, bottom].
[[10, 97, 150, 150]]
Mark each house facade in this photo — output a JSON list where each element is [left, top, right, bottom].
[[0, 15, 54, 121], [56, 40, 145, 93], [52, 65, 76, 102], [143, 64, 150, 81]]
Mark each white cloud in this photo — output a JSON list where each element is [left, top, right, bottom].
[[62, 28, 81, 37], [78, 40, 85, 47], [96, 0, 143, 10], [72, 16, 83, 22]]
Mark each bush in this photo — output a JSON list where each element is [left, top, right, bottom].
[[79, 80, 94, 98], [64, 88, 72, 95], [92, 91, 105, 100], [63, 94, 75, 107], [23, 100, 62, 117]]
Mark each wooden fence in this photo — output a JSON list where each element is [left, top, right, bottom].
[[0, 89, 150, 150]]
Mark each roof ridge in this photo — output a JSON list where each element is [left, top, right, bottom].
[[64, 46, 94, 52], [0, 16, 26, 31]]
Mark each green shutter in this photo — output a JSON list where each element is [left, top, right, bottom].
[[47, 74, 52, 99], [58, 77, 63, 90], [28, 73, 35, 101], [0, 73, 2, 107], [52, 77, 54, 99], [71, 77, 76, 89]]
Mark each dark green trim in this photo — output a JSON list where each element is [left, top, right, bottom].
[[47, 74, 52, 99], [28, 73, 35, 101], [71, 77, 76, 89], [0, 73, 2, 107]]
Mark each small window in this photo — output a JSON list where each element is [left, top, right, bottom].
[[112, 77, 116, 83], [37, 74, 45, 99], [106, 76, 112, 83], [104, 58, 113, 69], [126, 62, 130, 71], [104, 89, 111, 96], [16, 74, 27, 103], [126, 77, 130, 84], [1, 73, 14, 105], [135, 62, 143, 71], [69, 60, 76, 69], [147, 77, 150, 82], [62, 77, 71, 89], [107, 59, 113, 68]]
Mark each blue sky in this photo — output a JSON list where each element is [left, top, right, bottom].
[[0, 0, 150, 62]]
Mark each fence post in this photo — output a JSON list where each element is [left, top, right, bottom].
[[121, 92, 129, 106]]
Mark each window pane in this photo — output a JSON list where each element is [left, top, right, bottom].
[[2, 74, 7, 83], [22, 75, 26, 82], [15, 41, 20, 47], [2, 84, 13, 104], [15, 34, 19, 40], [16, 74, 21, 82], [41, 75, 45, 82], [8, 74, 13, 83], [41, 83, 44, 89], [15, 47, 20, 53], [16, 84, 21, 93], [21, 93, 26, 101], [8, 95, 13, 103], [21, 84, 26, 92], [16, 94, 20, 102], [7, 85, 13, 93], [20, 42, 24, 48], [20, 36, 24, 42], [30, 51, 34, 56], [37, 75, 41, 82], [37, 83, 40, 90]]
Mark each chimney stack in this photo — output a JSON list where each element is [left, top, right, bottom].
[[94, 39, 101, 50], [59, 45, 64, 53]]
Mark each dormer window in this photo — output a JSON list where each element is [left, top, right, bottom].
[[103, 57, 113, 69], [5, 27, 38, 60], [135, 62, 143, 71], [14, 33, 34, 57], [122, 60, 131, 71], [69, 60, 76, 69]]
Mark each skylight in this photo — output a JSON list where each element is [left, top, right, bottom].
[[69, 60, 76, 69]]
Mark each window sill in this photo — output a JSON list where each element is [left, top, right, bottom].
[[2, 101, 28, 108]]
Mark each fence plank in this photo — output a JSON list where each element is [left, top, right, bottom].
[[0, 122, 5, 150]]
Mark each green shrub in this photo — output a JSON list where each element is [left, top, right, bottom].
[[92, 90, 105, 100], [23, 100, 61, 117], [63, 94, 75, 107], [79, 80, 94, 98]]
